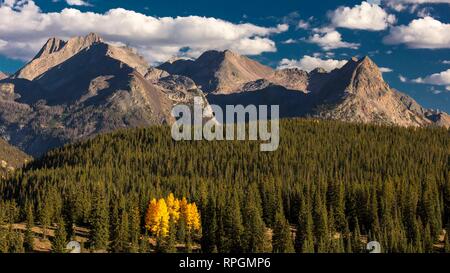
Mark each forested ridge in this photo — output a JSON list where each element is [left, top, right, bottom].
[[0, 119, 449, 253]]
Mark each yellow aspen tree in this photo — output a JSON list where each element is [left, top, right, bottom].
[[145, 199, 159, 234], [187, 203, 201, 232], [179, 197, 189, 222], [157, 198, 170, 237], [145, 198, 170, 237], [166, 193, 180, 223]]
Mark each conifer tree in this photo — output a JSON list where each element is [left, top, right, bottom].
[[295, 198, 314, 253], [201, 197, 218, 253], [242, 185, 266, 253], [52, 216, 67, 253], [129, 206, 140, 253], [91, 195, 109, 251], [272, 211, 294, 253], [223, 190, 244, 253], [166, 217, 177, 253], [24, 203, 34, 252], [112, 210, 129, 252]]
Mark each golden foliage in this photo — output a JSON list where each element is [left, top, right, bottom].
[[145, 193, 201, 237], [145, 198, 169, 237]]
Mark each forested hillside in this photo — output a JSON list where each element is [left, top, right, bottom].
[[0, 139, 30, 178], [0, 119, 449, 253]]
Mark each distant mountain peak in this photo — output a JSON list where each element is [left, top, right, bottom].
[[13, 33, 144, 81], [159, 49, 273, 93], [34, 37, 67, 59], [350, 56, 384, 94]]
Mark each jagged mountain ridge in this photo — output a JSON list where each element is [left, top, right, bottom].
[[167, 50, 449, 128], [0, 33, 210, 156]]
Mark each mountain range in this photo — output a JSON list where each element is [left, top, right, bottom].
[[0, 33, 448, 156]]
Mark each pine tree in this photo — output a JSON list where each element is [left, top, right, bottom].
[[52, 216, 67, 253], [39, 200, 52, 239], [129, 206, 140, 253], [201, 197, 218, 253], [313, 189, 328, 252], [91, 195, 109, 251], [352, 218, 362, 253], [112, 210, 129, 252], [166, 217, 177, 253], [24, 203, 34, 252], [242, 185, 266, 253], [4, 231, 24, 253], [295, 198, 314, 253], [223, 190, 244, 253], [272, 211, 294, 253], [177, 216, 187, 244]]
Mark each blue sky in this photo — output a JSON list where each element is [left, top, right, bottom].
[[0, 0, 449, 112]]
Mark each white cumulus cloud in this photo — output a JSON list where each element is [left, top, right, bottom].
[[384, 0, 450, 5], [413, 69, 450, 86], [380, 67, 393, 73], [399, 75, 407, 82], [66, 0, 91, 6], [330, 1, 396, 31], [383, 0, 450, 12], [308, 30, 360, 50], [278, 55, 348, 72], [383, 17, 450, 48], [0, 1, 288, 63]]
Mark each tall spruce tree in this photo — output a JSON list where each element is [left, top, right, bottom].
[[24, 203, 34, 252], [272, 211, 294, 253], [242, 185, 266, 253], [52, 216, 67, 253], [91, 193, 110, 251]]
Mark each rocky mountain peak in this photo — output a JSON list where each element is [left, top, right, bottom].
[[14, 33, 107, 81], [159, 49, 273, 93], [196, 49, 235, 64], [348, 56, 385, 96], [34, 37, 67, 59], [67, 32, 103, 49]]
